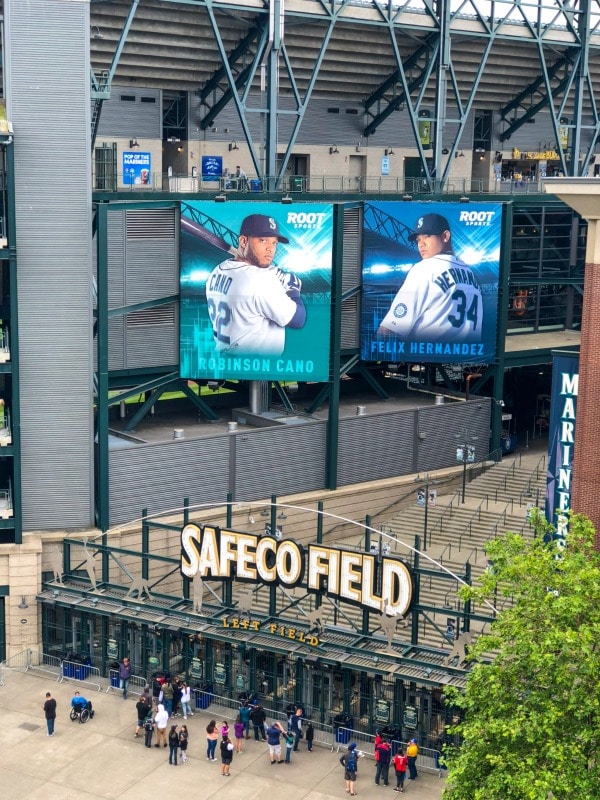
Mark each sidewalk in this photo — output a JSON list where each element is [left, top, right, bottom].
[[1, 671, 447, 799]]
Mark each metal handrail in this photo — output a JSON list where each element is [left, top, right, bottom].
[[92, 171, 554, 198]]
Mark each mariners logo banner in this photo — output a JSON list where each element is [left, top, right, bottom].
[[361, 201, 502, 365], [180, 201, 333, 381]]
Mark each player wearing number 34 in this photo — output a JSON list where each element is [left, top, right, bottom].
[[206, 214, 306, 356], [377, 213, 483, 342]]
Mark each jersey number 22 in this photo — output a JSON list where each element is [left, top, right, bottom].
[[207, 299, 231, 345]]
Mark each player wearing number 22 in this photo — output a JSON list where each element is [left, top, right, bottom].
[[206, 214, 306, 356], [378, 213, 483, 343]]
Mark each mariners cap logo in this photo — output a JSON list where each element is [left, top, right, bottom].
[[408, 213, 451, 241], [240, 214, 290, 244]]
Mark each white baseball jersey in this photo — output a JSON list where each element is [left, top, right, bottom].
[[379, 253, 483, 341], [206, 259, 298, 355]]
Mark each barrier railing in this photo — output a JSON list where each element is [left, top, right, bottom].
[[106, 668, 147, 697], [59, 659, 102, 692], [0, 647, 34, 685], [25, 648, 63, 683]]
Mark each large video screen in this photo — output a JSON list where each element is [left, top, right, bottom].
[[361, 201, 502, 364], [180, 201, 333, 381]]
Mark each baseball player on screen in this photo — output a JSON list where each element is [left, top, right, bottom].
[[378, 213, 483, 342], [205, 214, 306, 356]]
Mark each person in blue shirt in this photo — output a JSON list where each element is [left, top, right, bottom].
[[71, 690, 93, 715]]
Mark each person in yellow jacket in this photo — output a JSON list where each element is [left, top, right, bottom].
[[407, 738, 419, 780]]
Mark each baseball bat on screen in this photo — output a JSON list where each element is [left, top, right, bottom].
[[181, 216, 237, 255]]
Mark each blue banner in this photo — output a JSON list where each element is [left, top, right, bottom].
[[179, 201, 333, 381], [122, 151, 151, 186], [361, 201, 502, 364], [545, 352, 578, 546], [201, 156, 223, 181]]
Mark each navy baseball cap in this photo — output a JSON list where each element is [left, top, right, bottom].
[[408, 213, 451, 241], [240, 214, 289, 244]]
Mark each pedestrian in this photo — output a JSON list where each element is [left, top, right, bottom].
[[179, 724, 189, 762], [407, 737, 419, 780], [140, 685, 153, 710], [135, 695, 150, 737], [180, 682, 193, 720], [119, 656, 132, 700], [339, 741, 359, 796], [290, 707, 303, 751], [143, 712, 155, 748], [393, 748, 408, 792], [221, 719, 230, 739], [234, 716, 245, 753], [43, 691, 57, 736], [250, 702, 267, 741], [171, 676, 182, 717], [239, 701, 251, 739], [285, 730, 294, 763], [154, 703, 169, 748], [160, 677, 174, 716], [265, 719, 286, 764], [305, 720, 314, 752], [206, 719, 219, 761], [168, 724, 179, 765], [375, 736, 391, 786], [220, 734, 234, 776]]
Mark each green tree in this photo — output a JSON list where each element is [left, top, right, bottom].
[[442, 513, 600, 800]]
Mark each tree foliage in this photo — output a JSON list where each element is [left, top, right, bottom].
[[442, 512, 600, 800]]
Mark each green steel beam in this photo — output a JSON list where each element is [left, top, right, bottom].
[[122, 386, 170, 432], [108, 372, 180, 406], [178, 379, 220, 421], [325, 205, 345, 489]]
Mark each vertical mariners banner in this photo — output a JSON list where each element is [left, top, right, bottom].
[[545, 352, 578, 547], [180, 201, 333, 381], [361, 201, 502, 365]]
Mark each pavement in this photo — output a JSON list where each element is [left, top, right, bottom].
[[2, 671, 447, 800]]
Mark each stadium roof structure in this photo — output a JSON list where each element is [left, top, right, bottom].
[[84, 0, 600, 182]]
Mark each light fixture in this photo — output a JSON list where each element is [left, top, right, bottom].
[[90, 25, 104, 39], [91, 597, 99, 606], [459, 196, 470, 203], [281, 195, 293, 205], [402, 193, 412, 201], [210, 126, 218, 133], [356, 141, 362, 152], [215, 194, 227, 203], [129, 138, 140, 149], [329, 145, 339, 154], [455, 150, 465, 158], [260, 509, 270, 518], [278, 511, 287, 520], [177, 145, 184, 153], [441, 147, 449, 155], [247, 513, 255, 525], [475, 147, 485, 154], [384, 146, 395, 156], [166, 136, 181, 143], [18, 595, 29, 610], [228, 140, 239, 151]]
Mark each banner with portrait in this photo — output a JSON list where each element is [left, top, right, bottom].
[[180, 201, 333, 381], [361, 201, 502, 365]]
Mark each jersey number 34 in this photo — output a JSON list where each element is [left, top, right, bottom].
[[448, 290, 479, 330]]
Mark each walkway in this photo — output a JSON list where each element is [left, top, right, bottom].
[[2, 671, 446, 800]]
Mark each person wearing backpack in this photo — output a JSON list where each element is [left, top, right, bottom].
[[339, 741, 358, 796], [393, 748, 408, 792], [143, 712, 155, 748]]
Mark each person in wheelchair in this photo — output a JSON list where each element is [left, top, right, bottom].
[[71, 690, 94, 719]]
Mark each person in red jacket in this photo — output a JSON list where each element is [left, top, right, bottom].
[[375, 737, 392, 786], [392, 748, 408, 792]]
